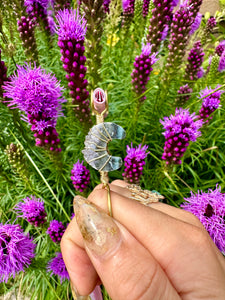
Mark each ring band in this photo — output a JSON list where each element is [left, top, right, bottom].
[[103, 183, 112, 217], [127, 184, 164, 206]]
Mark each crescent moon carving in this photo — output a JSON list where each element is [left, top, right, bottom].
[[82, 122, 126, 172]]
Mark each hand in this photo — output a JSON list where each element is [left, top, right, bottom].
[[61, 180, 225, 300]]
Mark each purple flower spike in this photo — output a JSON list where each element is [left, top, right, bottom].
[[198, 87, 223, 122], [187, 0, 202, 19], [122, 0, 135, 27], [184, 41, 204, 81], [122, 143, 149, 184], [25, 0, 50, 10], [181, 185, 225, 252], [54, 0, 71, 11], [160, 108, 203, 165], [206, 17, 216, 33], [0, 223, 36, 283], [0, 49, 9, 99], [142, 0, 150, 18], [197, 66, 204, 78], [146, 0, 176, 52], [189, 12, 202, 35], [55, 9, 91, 123], [131, 43, 158, 102], [161, 25, 169, 41], [215, 40, 225, 56], [3, 64, 65, 152], [47, 252, 69, 283], [15, 195, 47, 227], [55, 8, 87, 41], [177, 84, 193, 106], [103, 0, 111, 13], [166, 5, 193, 72], [71, 160, 90, 192], [218, 51, 225, 72], [46, 220, 66, 243], [17, 16, 39, 63], [24, 0, 52, 34]]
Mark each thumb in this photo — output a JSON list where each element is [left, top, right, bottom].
[[74, 196, 180, 300]]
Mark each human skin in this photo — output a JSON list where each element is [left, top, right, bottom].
[[61, 180, 225, 300]]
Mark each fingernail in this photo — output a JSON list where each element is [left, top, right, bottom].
[[71, 283, 91, 300], [73, 196, 121, 257]]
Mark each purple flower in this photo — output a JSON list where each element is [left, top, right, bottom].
[[3, 64, 65, 151], [131, 43, 158, 102], [55, 9, 91, 123], [122, 143, 149, 184], [24, 0, 52, 34], [55, 8, 87, 41], [166, 5, 193, 71], [71, 160, 90, 192], [46, 220, 66, 243], [177, 84, 193, 106], [122, 0, 135, 13], [181, 186, 225, 252], [161, 24, 169, 41], [142, 0, 150, 18], [54, 0, 71, 11], [103, 0, 111, 13], [122, 0, 135, 27], [198, 87, 223, 122], [17, 16, 39, 63], [206, 17, 216, 33], [215, 40, 225, 56], [147, 0, 176, 52], [218, 51, 225, 72], [0, 49, 9, 99], [189, 12, 202, 35], [79, 0, 104, 89], [122, 0, 130, 10], [187, 0, 202, 19], [15, 196, 47, 227], [25, 0, 50, 11], [4, 64, 65, 118], [0, 223, 36, 283], [197, 66, 204, 78], [47, 10, 56, 35], [90, 286, 103, 300], [160, 108, 203, 165], [47, 252, 69, 283], [184, 41, 204, 81]]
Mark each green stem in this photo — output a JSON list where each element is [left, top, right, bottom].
[[174, 173, 194, 192], [149, 152, 161, 163], [24, 149, 71, 222], [0, 203, 8, 220], [164, 171, 183, 206], [39, 271, 61, 300], [9, 131, 71, 222]]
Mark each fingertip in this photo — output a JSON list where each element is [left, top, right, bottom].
[[93, 183, 104, 191], [61, 230, 100, 296], [111, 179, 128, 187], [92, 180, 128, 192], [88, 188, 108, 211]]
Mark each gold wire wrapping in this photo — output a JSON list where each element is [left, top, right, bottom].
[[126, 184, 164, 206], [91, 90, 112, 217], [103, 183, 112, 217]]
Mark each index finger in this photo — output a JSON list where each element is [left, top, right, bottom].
[[87, 186, 224, 297]]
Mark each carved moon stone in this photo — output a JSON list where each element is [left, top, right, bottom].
[[82, 122, 126, 172]]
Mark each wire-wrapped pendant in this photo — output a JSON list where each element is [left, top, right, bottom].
[[82, 122, 126, 172]]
